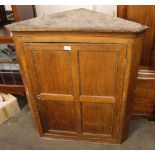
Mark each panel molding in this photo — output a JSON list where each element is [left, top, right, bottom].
[[80, 95, 115, 104], [40, 93, 74, 102]]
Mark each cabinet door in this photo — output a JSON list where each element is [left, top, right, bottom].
[[24, 43, 77, 134], [24, 43, 127, 139], [74, 44, 127, 138]]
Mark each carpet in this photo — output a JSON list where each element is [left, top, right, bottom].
[[0, 105, 155, 150]]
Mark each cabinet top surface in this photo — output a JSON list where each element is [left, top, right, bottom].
[[6, 8, 148, 33]]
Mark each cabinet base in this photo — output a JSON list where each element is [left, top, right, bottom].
[[38, 132, 126, 144]]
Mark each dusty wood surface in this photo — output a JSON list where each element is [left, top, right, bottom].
[[6, 8, 148, 33]]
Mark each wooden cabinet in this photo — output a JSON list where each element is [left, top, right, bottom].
[[6, 8, 148, 143], [117, 5, 155, 120]]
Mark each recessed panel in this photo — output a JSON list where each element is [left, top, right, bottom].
[[42, 101, 76, 132], [79, 51, 118, 96], [82, 103, 113, 135], [32, 50, 73, 94]]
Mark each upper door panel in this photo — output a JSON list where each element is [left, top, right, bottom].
[[79, 50, 117, 96], [24, 44, 73, 95]]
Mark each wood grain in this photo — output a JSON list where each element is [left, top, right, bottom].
[[10, 9, 146, 143], [82, 103, 113, 135], [80, 96, 115, 104], [40, 93, 74, 102], [117, 5, 155, 120]]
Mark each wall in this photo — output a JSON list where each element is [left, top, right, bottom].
[[35, 5, 117, 17], [4, 5, 12, 11]]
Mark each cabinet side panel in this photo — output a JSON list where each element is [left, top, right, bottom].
[[120, 35, 144, 142], [13, 37, 44, 135]]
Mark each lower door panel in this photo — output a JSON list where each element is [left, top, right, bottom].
[[42, 101, 76, 132], [82, 103, 114, 135]]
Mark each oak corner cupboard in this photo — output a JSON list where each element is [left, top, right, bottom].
[[6, 8, 148, 144]]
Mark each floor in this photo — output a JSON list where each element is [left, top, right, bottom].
[[0, 100, 155, 149]]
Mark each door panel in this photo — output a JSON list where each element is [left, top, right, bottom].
[[43, 101, 76, 132], [24, 43, 76, 133], [75, 44, 127, 136], [32, 50, 73, 94], [79, 51, 118, 96], [82, 103, 113, 135]]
